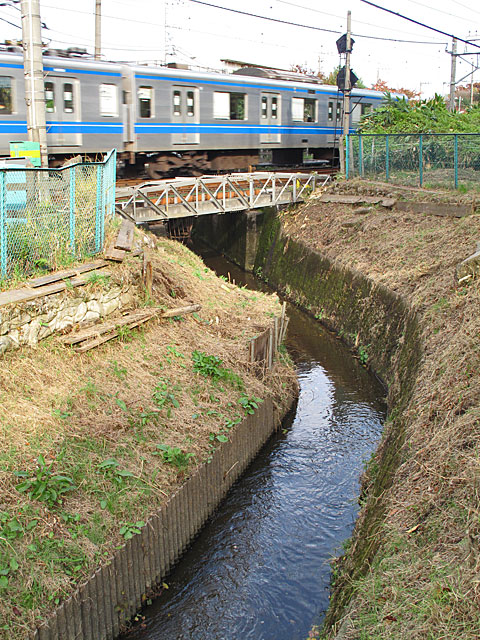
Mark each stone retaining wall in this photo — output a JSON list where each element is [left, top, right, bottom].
[[0, 283, 134, 355]]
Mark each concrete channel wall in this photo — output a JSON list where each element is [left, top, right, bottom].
[[33, 367, 295, 639], [193, 207, 423, 629]]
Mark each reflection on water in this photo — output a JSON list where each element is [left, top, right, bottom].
[[122, 249, 386, 640]]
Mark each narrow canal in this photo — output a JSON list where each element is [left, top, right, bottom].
[[123, 250, 386, 640]]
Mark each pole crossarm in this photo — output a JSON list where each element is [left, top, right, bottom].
[[115, 172, 330, 224]]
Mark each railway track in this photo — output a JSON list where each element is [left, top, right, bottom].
[[117, 166, 338, 189]]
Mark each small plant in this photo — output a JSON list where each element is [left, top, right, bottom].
[[155, 444, 194, 471], [128, 409, 158, 442], [116, 325, 134, 343], [152, 378, 180, 417], [358, 344, 370, 365], [15, 455, 76, 508], [0, 558, 19, 589], [111, 360, 128, 380], [80, 378, 101, 399], [119, 521, 145, 540], [192, 351, 244, 389], [85, 272, 110, 286], [238, 394, 262, 415], [96, 459, 134, 487], [0, 513, 23, 541]]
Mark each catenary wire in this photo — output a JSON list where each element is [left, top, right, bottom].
[[360, 0, 480, 50]]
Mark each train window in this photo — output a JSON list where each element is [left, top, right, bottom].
[[186, 91, 195, 116], [271, 97, 278, 119], [292, 97, 304, 121], [0, 77, 13, 114], [138, 86, 153, 118], [292, 97, 317, 122], [44, 81, 55, 113], [100, 83, 118, 117], [261, 96, 268, 118], [230, 93, 245, 120], [173, 90, 181, 115], [361, 102, 372, 116], [63, 83, 74, 113], [213, 92, 246, 120], [303, 98, 316, 122], [328, 101, 342, 122]]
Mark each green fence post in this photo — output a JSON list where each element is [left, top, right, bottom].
[[454, 134, 458, 189], [385, 135, 390, 181], [345, 134, 350, 179], [69, 166, 76, 254], [0, 171, 5, 278], [359, 135, 363, 177], [419, 134, 423, 187], [95, 165, 103, 253]]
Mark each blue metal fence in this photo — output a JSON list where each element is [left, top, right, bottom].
[[345, 133, 480, 190], [0, 149, 116, 282]]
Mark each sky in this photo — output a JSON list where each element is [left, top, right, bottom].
[[0, 0, 479, 98]]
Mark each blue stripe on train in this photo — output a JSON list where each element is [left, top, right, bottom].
[[0, 121, 353, 135], [0, 62, 121, 77]]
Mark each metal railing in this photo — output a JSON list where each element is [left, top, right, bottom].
[[0, 149, 116, 281], [345, 133, 480, 190], [116, 172, 328, 224]]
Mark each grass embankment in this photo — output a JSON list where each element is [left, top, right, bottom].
[[0, 235, 295, 638], [287, 179, 480, 639]]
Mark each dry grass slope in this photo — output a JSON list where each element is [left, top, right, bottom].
[[0, 235, 295, 638], [289, 180, 480, 639]]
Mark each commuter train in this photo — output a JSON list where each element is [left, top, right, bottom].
[[0, 47, 391, 177]]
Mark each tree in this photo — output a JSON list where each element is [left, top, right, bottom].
[[371, 78, 420, 100]]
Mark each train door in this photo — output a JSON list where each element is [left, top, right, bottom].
[[260, 92, 281, 144], [44, 76, 81, 146], [171, 86, 199, 145]]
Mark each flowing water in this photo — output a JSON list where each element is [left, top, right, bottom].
[[123, 251, 386, 640]]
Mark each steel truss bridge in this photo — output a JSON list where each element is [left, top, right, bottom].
[[115, 172, 329, 224]]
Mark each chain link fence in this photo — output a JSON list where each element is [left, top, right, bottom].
[[0, 149, 116, 282], [345, 133, 480, 190]]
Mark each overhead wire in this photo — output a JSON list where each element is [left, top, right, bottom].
[[185, 0, 448, 44], [450, 0, 480, 17], [404, 0, 476, 24], [360, 0, 480, 50], [274, 0, 442, 41]]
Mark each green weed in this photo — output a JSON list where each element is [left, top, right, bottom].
[[154, 445, 194, 471], [238, 394, 262, 415], [14, 455, 76, 508]]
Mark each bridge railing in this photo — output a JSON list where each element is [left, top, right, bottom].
[[0, 150, 116, 282], [116, 172, 328, 224], [345, 133, 480, 190]]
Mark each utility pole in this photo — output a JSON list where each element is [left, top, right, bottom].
[[449, 37, 457, 112], [342, 11, 352, 140], [95, 0, 101, 60], [339, 11, 352, 173], [20, 0, 48, 166]]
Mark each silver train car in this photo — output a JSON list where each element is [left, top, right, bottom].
[[0, 49, 388, 176]]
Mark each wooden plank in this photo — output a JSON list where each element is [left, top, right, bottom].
[[396, 201, 473, 217], [61, 309, 156, 345], [0, 276, 88, 309], [161, 304, 201, 318], [114, 220, 135, 252], [104, 239, 126, 262], [25, 260, 109, 288], [73, 313, 158, 352]]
